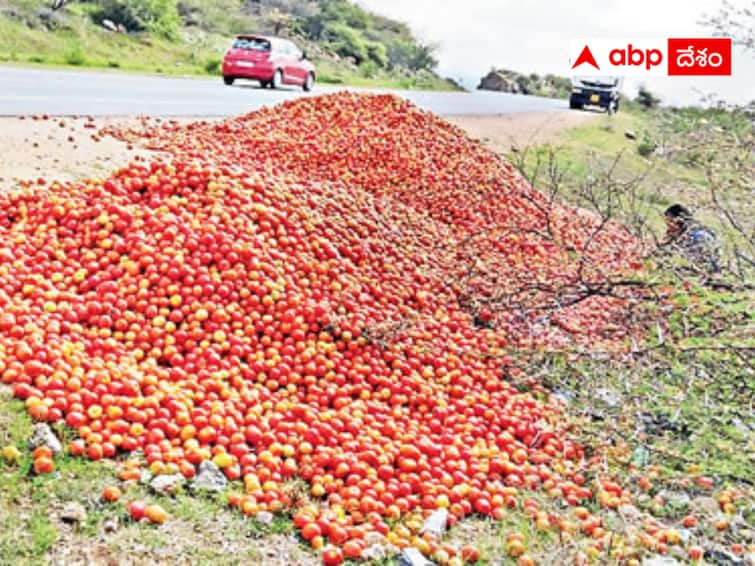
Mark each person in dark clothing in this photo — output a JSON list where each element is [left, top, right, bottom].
[[663, 204, 721, 273]]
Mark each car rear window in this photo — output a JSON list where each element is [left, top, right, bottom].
[[233, 37, 271, 51]]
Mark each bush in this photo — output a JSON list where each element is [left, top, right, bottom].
[[64, 43, 86, 66], [637, 132, 657, 157], [95, 0, 180, 39], [359, 60, 379, 78], [204, 57, 221, 75], [636, 86, 661, 110], [365, 41, 387, 68], [324, 22, 368, 65], [385, 39, 437, 71]]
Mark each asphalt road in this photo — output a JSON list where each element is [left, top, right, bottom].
[[0, 67, 566, 117]]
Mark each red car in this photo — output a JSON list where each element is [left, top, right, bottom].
[[222, 35, 316, 91]]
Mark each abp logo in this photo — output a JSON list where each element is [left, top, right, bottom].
[[570, 38, 732, 77]]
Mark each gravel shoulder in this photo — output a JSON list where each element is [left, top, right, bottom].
[[0, 110, 599, 192]]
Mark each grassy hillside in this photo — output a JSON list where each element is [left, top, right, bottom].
[[0, 0, 460, 90]]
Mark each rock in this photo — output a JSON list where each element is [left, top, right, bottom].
[[255, 511, 273, 525], [149, 473, 185, 495], [422, 509, 448, 537], [477, 71, 521, 94], [732, 417, 751, 435], [60, 501, 87, 524], [625, 130, 637, 140], [36, 7, 66, 29], [691, 496, 720, 517], [399, 547, 435, 566], [102, 19, 117, 32], [190, 460, 227, 492], [595, 388, 620, 407], [362, 544, 387, 561], [28, 423, 62, 455], [117, 24, 127, 34], [643, 556, 679, 566]]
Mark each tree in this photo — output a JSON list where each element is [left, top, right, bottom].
[[701, 0, 755, 52]]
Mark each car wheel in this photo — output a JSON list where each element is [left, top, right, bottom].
[[303, 72, 315, 92], [223, 76, 235, 86], [260, 80, 270, 89], [272, 70, 283, 90]]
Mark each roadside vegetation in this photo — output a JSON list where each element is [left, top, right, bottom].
[[0, 0, 459, 90], [503, 97, 754, 561]]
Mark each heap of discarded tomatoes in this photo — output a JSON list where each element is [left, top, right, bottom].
[[2, 94, 646, 562]]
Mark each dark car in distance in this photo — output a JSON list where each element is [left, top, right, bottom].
[[222, 35, 316, 91], [569, 77, 621, 113]]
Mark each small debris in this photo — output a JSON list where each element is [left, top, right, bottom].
[[595, 387, 620, 408], [625, 129, 637, 140], [28, 423, 62, 455], [364, 531, 387, 547], [103, 517, 119, 533], [704, 547, 745, 566], [190, 460, 227, 492], [691, 496, 720, 517], [399, 547, 435, 566], [550, 388, 573, 405], [255, 511, 273, 525], [631, 446, 650, 467], [60, 502, 87, 524], [139, 469, 153, 485], [422, 508, 448, 537], [149, 473, 185, 495], [618, 504, 644, 523], [732, 417, 751, 435], [363, 544, 387, 561], [643, 556, 680, 566]]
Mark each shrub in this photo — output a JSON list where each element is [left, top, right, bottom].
[[365, 41, 387, 68], [64, 43, 86, 66], [95, 0, 181, 40], [324, 22, 368, 65], [359, 60, 379, 78], [636, 86, 661, 109], [204, 57, 221, 75], [637, 132, 657, 157]]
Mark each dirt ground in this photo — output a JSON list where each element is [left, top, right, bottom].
[[0, 116, 159, 192], [447, 110, 599, 154], [0, 110, 598, 191]]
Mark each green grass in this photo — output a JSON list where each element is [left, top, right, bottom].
[[0, 10, 458, 91], [0, 386, 315, 564]]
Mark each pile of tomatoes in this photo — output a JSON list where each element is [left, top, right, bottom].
[[1, 94, 647, 562]]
